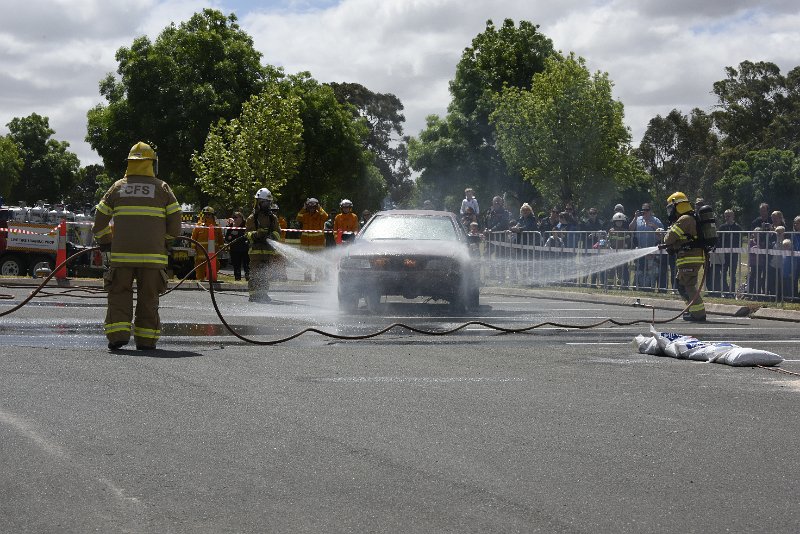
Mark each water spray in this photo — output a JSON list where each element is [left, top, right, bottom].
[[0, 237, 705, 344]]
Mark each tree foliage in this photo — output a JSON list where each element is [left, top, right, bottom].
[[712, 60, 800, 157], [86, 9, 271, 203], [192, 82, 303, 213], [636, 108, 720, 205], [281, 74, 385, 216], [714, 148, 800, 223], [63, 164, 110, 210], [0, 135, 23, 200], [492, 53, 643, 209], [6, 113, 80, 204], [192, 73, 386, 217], [410, 19, 556, 207]]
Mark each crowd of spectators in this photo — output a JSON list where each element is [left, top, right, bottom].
[[449, 186, 800, 301]]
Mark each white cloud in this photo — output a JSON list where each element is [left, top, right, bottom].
[[0, 0, 797, 168]]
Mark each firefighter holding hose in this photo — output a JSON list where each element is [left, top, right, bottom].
[[245, 188, 281, 303], [92, 141, 182, 350], [660, 192, 706, 322]]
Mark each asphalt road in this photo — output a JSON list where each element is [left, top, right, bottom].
[[0, 279, 798, 533]]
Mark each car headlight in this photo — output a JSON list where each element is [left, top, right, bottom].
[[340, 257, 371, 269]]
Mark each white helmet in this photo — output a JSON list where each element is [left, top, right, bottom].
[[340, 199, 353, 208], [255, 187, 273, 201], [612, 212, 627, 223]]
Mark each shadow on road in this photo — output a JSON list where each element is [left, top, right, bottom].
[[111, 348, 204, 359]]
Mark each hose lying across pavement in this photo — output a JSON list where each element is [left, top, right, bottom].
[[4, 238, 797, 376], [1, 236, 703, 341]]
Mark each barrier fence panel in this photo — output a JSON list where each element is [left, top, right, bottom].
[[482, 230, 800, 303], [35, 221, 799, 303]]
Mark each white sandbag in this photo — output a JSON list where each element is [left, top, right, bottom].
[[708, 347, 784, 367], [634, 326, 783, 367], [633, 334, 661, 355]]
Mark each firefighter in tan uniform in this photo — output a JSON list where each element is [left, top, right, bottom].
[[93, 142, 182, 350], [661, 192, 706, 322], [245, 188, 281, 302]]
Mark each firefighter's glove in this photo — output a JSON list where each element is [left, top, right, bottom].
[[657, 243, 668, 250], [98, 243, 111, 253], [247, 231, 263, 244]]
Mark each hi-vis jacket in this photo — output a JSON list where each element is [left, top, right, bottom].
[[296, 207, 328, 248], [663, 213, 704, 267], [93, 175, 182, 269], [191, 218, 224, 254], [245, 210, 280, 257], [333, 212, 359, 235]]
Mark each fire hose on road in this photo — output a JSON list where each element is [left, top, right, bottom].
[[1, 235, 793, 375], [0, 236, 697, 337]]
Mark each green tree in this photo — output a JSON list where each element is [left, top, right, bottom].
[[192, 82, 303, 213], [491, 53, 644, 209], [409, 19, 556, 208], [714, 148, 800, 223], [7, 113, 80, 204], [64, 164, 109, 210], [86, 9, 271, 203], [712, 61, 787, 157], [636, 108, 720, 204], [329, 82, 412, 206], [279, 74, 385, 217], [0, 136, 23, 199]]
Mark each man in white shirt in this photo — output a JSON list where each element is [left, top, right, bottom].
[[460, 187, 479, 217]]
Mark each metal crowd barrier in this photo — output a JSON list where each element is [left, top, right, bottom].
[[482, 230, 800, 304]]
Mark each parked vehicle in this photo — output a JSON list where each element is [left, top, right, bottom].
[[337, 210, 480, 312]]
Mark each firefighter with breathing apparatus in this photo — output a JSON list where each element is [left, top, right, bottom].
[[245, 188, 280, 302], [92, 141, 182, 350], [660, 192, 709, 322]]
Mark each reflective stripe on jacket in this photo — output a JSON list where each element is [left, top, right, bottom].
[[246, 210, 280, 257], [92, 175, 181, 269], [664, 214, 704, 266]]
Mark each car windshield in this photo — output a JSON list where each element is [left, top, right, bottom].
[[361, 214, 459, 241]]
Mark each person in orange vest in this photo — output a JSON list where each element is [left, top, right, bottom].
[[333, 198, 359, 244], [296, 197, 328, 281], [191, 206, 223, 281]]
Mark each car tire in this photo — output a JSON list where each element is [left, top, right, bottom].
[[365, 291, 383, 314], [468, 286, 480, 309], [0, 254, 27, 277], [449, 290, 467, 313], [338, 291, 359, 312]]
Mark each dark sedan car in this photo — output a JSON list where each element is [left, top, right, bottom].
[[337, 210, 480, 312]]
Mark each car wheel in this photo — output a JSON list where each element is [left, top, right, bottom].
[[449, 290, 467, 313], [365, 291, 383, 314], [338, 291, 359, 312], [468, 286, 480, 309], [0, 254, 27, 277]]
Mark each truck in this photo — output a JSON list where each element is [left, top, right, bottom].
[[0, 201, 231, 279], [0, 201, 96, 277]]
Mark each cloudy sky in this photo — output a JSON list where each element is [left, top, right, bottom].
[[1, 0, 798, 167]]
